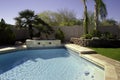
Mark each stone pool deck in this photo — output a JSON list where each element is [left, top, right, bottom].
[[0, 44, 119, 80], [65, 44, 119, 80], [90, 54, 120, 80]]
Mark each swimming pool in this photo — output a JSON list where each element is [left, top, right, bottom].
[[0, 47, 104, 80]]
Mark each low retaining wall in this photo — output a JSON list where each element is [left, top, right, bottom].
[[71, 38, 120, 47], [26, 39, 61, 48]]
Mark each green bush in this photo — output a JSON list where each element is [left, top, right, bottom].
[[55, 28, 65, 42], [0, 27, 15, 45], [82, 34, 92, 39], [101, 32, 116, 40], [91, 30, 101, 37], [81, 30, 117, 40]]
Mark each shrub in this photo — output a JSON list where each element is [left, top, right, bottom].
[[101, 32, 116, 40], [81, 30, 117, 40], [0, 19, 15, 45], [6, 27, 15, 44], [55, 28, 65, 42], [91, 30, 101, 37], [82, 34, 92, 39]]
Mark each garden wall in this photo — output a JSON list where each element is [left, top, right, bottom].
[[98, 26, 120, 39], [53, 25, 120, 41], [11, 28, 29, 41], [11, 25, 120, 41], [53, 25, 84, 41]]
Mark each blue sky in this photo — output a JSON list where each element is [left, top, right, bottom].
[[0, 0, 120, 24]]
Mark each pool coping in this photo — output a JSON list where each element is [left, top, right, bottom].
[[65, 44, 118, 80], [0, 45, 27, 54], [0, 44, 118, 80]]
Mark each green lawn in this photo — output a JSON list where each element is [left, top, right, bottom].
[[91, 48, 120, 61]]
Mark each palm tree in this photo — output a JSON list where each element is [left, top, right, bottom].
[[33, 16, 54, 39], [15, 9, 53, 39], [87, 11, 94, 27], [94, 0, 107, 30], [82, 0, 89, 34], [15, 9, 35, 39]]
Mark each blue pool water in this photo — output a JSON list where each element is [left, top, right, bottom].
[[0, 48, 104, 80]]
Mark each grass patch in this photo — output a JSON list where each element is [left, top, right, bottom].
[[91, 48, 120, 61]]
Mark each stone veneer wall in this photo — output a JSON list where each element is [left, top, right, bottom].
[[26, 40, 61, 48], [70, 38, 120, 47]]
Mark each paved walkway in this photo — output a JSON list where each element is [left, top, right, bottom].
[[0, 45, 26, 53]]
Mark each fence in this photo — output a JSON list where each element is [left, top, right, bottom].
[[11, 25, 120, 41]]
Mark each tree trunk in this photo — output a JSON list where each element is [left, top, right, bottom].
[[29, 25, 33, 39], [83, 0, 88, 34], [94, 4, 98, 31]]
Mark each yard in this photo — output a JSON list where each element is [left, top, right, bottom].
[[91, 48, 120, 61]]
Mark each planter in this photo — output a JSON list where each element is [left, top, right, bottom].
[[70, 38, 120, 48]]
